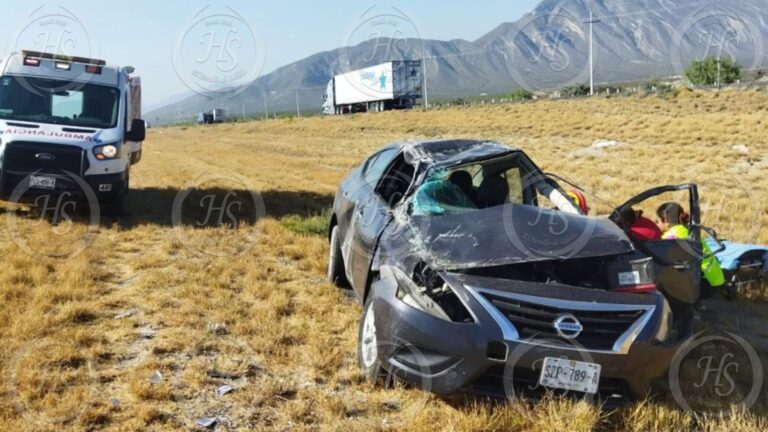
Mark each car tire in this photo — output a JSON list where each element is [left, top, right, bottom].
[[103, 174, 129, 218], [328, 225, 350, 288], [104, 192, 127, 218], [357, 294, 386, 384]]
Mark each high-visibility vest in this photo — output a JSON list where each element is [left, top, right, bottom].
[[662, 225, 726, 287]]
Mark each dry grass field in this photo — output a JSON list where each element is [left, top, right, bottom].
[[2, 88, 768, 431]]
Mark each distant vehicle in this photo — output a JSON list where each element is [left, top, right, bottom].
[[323, 61, 423, 115], [328, 139, 723, 404], [197, 108, 227, 124], [0, 50, 146, 216]]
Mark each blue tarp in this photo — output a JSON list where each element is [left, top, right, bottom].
[[705, 239, 768, 271]]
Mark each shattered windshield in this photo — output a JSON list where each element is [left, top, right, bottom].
[[0, 75, 120, 129], [412, 153, 579, 216]]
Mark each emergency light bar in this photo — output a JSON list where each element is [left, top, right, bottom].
[[85, 65, 103, 75], [21, 50, 106, 66]]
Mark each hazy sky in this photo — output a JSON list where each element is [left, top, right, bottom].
[[0, 1, 539, 107]]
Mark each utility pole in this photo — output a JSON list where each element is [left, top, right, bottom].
[[716, 57, 722, 89], [295, 88, 301, 116], [263, 93, 268, 120], [422, 57, 429, 109], [585, 11, 601, 96], [241, 102, 246, 121]]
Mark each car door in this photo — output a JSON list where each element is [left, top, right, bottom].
[[345, 148, 400, 294], [612, 184, 704, 304], [336, 147, 396, 248]]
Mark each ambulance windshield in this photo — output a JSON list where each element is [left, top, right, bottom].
[[0, 75, 120, 129]]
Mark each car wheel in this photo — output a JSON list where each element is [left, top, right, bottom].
[[103, 191, 127, 217], [357, 295, 385, 383], [102, 172, 129, 218], [722, 282, 739, 301], [328, 225, 350, 288]]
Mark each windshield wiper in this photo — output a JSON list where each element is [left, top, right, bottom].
[[5, 122, 39, 128]]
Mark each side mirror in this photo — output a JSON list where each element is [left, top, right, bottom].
[[126, 119, 146, 142]]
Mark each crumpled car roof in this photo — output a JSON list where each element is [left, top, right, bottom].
[[398, 139, 517, 166]]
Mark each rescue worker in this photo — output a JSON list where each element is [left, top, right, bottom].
[[656, 202, 726, 297]]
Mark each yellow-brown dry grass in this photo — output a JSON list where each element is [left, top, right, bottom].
[[1, 88, 768, 431]]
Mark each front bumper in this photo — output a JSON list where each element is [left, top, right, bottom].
[[0, 170, 127, 203], [0, 140, 127, 204], [369, 270, 681, 404]]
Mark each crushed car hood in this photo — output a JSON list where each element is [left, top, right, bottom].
[[407, 204, 635, 270]]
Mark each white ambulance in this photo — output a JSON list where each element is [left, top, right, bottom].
[[0, 50, 145, 216]]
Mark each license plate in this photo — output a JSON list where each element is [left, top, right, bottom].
[[538, 357, 601, 394], [29, 175, 56, 190], [619, 271, 641, 286]]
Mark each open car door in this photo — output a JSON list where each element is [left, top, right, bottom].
[[611, 184, 719, 337]]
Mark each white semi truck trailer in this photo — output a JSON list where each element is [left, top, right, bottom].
[[0, 50, 146, 216], [197, 108, 227, 124], [323, 60, 423, 115]]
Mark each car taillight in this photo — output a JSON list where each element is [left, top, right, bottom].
[[85, 65, 102, 74], [23, 56, 40, 67], [614, 283, 657, 294]]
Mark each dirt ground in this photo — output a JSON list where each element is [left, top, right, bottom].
[[1, 89, 767, 431]]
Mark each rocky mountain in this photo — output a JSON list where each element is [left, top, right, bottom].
[[147, 0, 768, 123]]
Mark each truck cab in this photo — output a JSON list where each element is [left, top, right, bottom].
[[0, 50, 146, 216]]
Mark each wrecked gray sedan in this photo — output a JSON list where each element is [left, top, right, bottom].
[[327, 140, 708, 404]]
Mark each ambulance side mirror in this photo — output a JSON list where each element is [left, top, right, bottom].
[[126, 119, 146, 142]]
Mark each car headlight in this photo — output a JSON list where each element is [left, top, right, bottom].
[[389, 264, 475, 323], [93, 143, 122, 160]]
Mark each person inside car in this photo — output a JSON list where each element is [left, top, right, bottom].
[[656, 202, 726, 297], [476, 175, 509, 208], [449, 170, 478, 205], [618, 206, 662, 241]]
